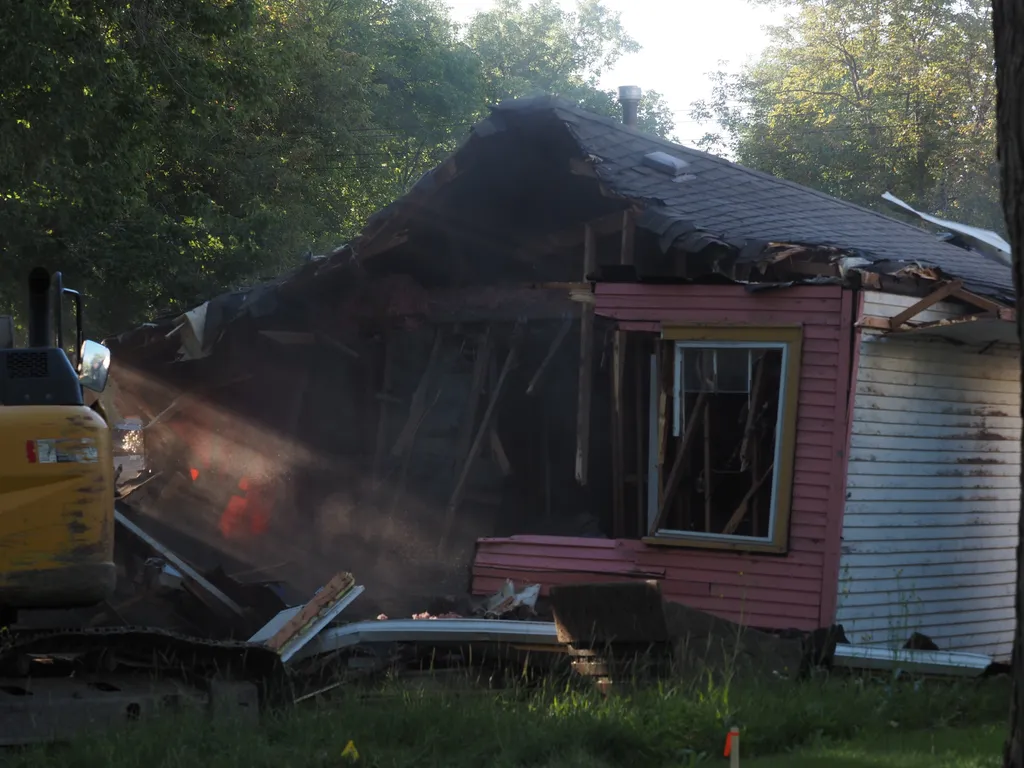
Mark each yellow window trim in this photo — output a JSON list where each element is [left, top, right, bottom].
[[648, 324, 803, 554]]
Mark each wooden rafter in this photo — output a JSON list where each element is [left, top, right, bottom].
[[888, 279, 964, 330]]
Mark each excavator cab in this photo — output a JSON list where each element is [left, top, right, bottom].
[[0, 268, 116, 616]]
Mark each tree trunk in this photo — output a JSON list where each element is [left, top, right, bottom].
[[994, 2, 1024, 766]]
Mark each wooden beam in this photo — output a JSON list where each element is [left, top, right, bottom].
[[634, 343, 645, 537], [372, 336, 394, 489], [721, 464, 775, 536], [454, 329, 491, 467], [441, 326, 522, 549], [620, 211, 636, 266], [611, 331, 626, 537], [392, 329, 443, 457], [651, 390, 708, 534], [951, 286, 1009, 314], [526, 318, 572, 395], [703, 400, 712, 533], [575, 224, 597, 485], [857, 315, 896, 331], [489, 425, 512, 476], [888, 279, 964, 330]]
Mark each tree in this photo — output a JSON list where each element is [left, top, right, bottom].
[[465, 0, 675, 137], [0, 0, 668, 336], [994, 4, 1024, 767], [0, 0, 378, 334], [693, 0, 999, 229]]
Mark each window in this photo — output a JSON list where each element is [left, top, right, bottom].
[[645, 327, 802, 553]]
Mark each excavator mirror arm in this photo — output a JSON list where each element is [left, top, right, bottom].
[[51, 271, 84, 370], [63, 288, 83, 370]]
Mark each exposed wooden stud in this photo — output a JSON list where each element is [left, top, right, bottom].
[[651, 390, 709, 533], [526, 318, 572, 395], [391, 329, 443, 457], [543, 407, 552, 520], [857, 315, 894, 331], [721, 464, 775, 536], [750, 434, 760, 538], [372, 336, 394, 489], [489, 425, 512, 476], [453, 329, 491, 468], [620, 210, 636, 266], [442, 325, 522, 549], [634, 343, 645, 537], [656, 388, 668, 501], [888, 279, 964, 330], [389, 384, 443, 533], [951, 286, 1006, 314], [739, 357, 765, 471], [574, 224, 597, 485], [316, 332, 360, 358], [703, 400, 712, 533], [611, 331, 626, 537]]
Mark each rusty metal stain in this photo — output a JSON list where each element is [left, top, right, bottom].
[[949, 430, 1013, 441], [935, 467, 995, 477]]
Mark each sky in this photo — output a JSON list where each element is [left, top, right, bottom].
[[445, 0, 784, 147]]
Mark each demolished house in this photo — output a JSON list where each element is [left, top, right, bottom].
[[105, 93, 1019, 659]]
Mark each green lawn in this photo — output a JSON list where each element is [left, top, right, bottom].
[[6, 673, 1010, 767], [747, 724, 1003, 767]]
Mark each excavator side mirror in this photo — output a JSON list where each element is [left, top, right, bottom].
[[79, 339, 111, 393]]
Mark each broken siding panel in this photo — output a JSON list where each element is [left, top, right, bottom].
[[471, 284, 852, 632], [836, 331, 1020, 660]]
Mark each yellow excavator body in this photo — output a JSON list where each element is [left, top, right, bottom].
[[0, 405, 115, 608], [0, 268, 116, 614]]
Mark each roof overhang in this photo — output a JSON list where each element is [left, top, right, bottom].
[[890, 314, 1018, 345]]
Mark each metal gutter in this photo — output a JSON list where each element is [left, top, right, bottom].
[[833, 643, 991, 677], [291, 619, 561, 663]]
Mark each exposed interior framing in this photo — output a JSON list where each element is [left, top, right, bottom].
[[641, 326, 803, 553]]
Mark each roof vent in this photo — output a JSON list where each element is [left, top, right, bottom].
[[618, 85, 642, 127], [642, 151, 694, 182]]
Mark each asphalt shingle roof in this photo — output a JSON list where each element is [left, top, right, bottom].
[[488, 97, 1013, 301]]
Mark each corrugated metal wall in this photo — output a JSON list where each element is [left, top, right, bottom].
[[473, 283, 855, 632], [837, 291, 1020, 660]]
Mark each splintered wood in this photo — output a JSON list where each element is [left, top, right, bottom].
[[265, 572, 357, 654]]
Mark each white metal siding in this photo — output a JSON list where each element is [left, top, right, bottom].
[[836, 292, 1020, 660]]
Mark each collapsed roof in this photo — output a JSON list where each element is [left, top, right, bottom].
[[108, 95, 1015, 360]]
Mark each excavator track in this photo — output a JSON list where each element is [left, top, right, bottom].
[[1, 625, 283, 680], [0, 625, 288, 747]]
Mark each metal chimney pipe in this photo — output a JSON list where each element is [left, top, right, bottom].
[[618, 85, 642, 127]]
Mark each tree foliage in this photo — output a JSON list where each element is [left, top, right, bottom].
[[1, 0, 667, 336], [692, 0, 999, 231]]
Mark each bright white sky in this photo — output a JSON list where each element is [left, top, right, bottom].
[[445, 0, 784, 146]]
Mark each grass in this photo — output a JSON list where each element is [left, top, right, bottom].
[[3, 671, 1010, 767], [746, 724, 1003, 767]]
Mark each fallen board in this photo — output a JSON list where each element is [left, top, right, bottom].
[[256, 573, 361, 663]]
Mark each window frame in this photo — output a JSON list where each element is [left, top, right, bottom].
[[643, 325, 803, 554]]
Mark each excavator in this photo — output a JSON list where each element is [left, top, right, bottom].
[[0, 268, 281, 746], [0, 267, 116, 625]]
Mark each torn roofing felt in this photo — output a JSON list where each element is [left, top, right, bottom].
[[360, 96, 1012, 302]]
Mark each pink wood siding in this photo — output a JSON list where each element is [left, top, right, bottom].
[[471, 283, 854, 632]]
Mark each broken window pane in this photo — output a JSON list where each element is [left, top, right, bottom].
[[659, 344, 785, 540]]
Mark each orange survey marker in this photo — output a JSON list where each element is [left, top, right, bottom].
[[724, 727, 740, 767]]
